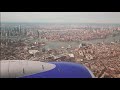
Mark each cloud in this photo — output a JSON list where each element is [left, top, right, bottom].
[[1, 12, 120, 23]]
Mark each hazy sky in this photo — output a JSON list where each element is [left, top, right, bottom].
[[1, 12, 120, 23]]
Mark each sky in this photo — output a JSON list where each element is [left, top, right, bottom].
[[1, 12, 120, 23]]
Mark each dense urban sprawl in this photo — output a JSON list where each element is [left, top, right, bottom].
[[0, 23, 120, 78]]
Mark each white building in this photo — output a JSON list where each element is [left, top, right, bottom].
[[68, 54, 74, 58], [28, 50, 39, 56]]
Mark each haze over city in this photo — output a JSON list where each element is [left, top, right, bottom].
[[1, 12, 120, 24]]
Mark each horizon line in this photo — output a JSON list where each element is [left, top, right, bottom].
[[1, 22, 120, 24]]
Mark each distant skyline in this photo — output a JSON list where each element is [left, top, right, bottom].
[[1, 12, 120, 24]]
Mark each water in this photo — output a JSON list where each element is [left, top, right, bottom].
[[1, 23, 120, 49], [44, 34, 120, 49]]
